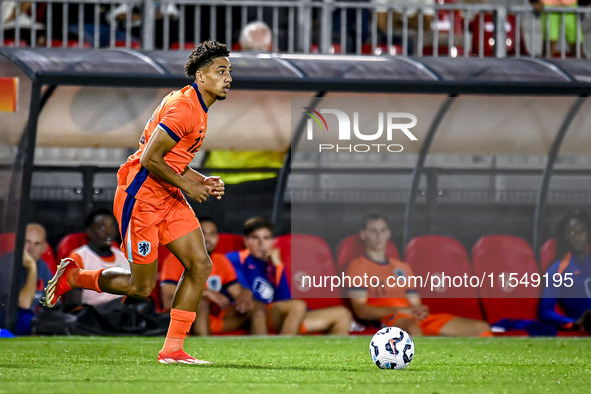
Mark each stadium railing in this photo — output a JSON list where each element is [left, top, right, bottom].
[[1, 0, 589, 58]]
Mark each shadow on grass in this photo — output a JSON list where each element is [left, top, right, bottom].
[[202, 362, 369, 373]]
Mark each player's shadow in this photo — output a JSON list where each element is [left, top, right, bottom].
[[206, 362, 367, 372]]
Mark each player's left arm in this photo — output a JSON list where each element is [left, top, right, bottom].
[[140, 127, 211, 202]]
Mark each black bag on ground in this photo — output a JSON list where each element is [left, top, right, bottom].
[[32, 298, 169, 336]]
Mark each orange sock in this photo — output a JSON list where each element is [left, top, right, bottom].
[[161, 308, 196, 354], [479, 331, 494, 337], [76, 269, 104, 293]]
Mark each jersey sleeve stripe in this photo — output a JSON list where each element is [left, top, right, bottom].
[[158, 122, 181, 143]]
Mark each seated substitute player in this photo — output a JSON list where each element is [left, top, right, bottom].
[[538, 210, 591, 334], [346, 214, 492, 337], [160, 217, 252, 335], [226, 217, 352, 335], [65, 209, 130, 306], [42, 41, 231, 364]]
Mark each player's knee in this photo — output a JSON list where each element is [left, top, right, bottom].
[[337, 306, 353, 325], [288, 299, 307, 317], [132, 283, 155, 298], [185, 254, 212, 278], [250, 301, 267, 317]]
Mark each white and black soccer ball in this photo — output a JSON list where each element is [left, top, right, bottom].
[[369, 326, 414, 370]]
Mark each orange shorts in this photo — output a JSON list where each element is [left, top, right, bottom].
[[113, 186, 200, 264], [383, 313, 455, 336], [209, 311, 226, 334]]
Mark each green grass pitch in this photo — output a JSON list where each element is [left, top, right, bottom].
[[0, 336, 589, 393]]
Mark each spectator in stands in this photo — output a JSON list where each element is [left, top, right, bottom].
[[160, 217, 251, 335], [346, 213, 492, 337], [538, 210, 591, 334], [2, 1, 46, 46], [65, 209, 129, 306], [330, 0, 371, 53], [374, 0, 434, 54], [530, 0, 586, 58], [106, 2, 178, 49], [226, 217, 352, 335], [15, 223, 54, 335], [239, 21, 273, 51], [245, 3, 289, 51]]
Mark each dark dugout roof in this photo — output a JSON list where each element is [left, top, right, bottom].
[[1, 47, 591, 95]]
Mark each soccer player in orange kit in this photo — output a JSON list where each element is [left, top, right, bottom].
[[42, 41, 232, 364]]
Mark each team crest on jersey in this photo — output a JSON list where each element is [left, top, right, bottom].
[[137, 241, 151, 257], [394, 268, 406, 279], [207, 275, 222, 292], [253, 278, 275, 302]]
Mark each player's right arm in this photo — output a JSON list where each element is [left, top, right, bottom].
[[202, 288, 231, 310], [347, 289, 414, 322], [18, 251, 37, 309], [140, 126, 211, 202]]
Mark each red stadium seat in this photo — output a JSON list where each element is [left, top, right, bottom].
[[422, 0, 465, 57], [172, 41, 197, 50], [470, 13, 529, 57], [56, 232, 89, 261], [471, 235, 539, 325], [275, 234, 345, 310], [214, 233, 244, 255], [405, 235, 484, 320], [0, 232, 16, 256], [539, 238, 557, 274], [114, 40, 141, 49], [336, 234, 400, 273], [2, 39, 28, 47], [361, 43, 403, 56], [41, 244, 57, 274], [230, 42, 241, 51], [50, 39, 92, 48], [422, 45, 464, 57]]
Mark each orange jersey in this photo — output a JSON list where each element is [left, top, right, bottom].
[[117, 83, 208, 204], [161, 252, 238, 291], [346, 255, 416, 308]]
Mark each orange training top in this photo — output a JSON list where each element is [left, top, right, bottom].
[[161, 252, 238, 292], [117, 83, 208, 204], [346, 255, 418, 308]]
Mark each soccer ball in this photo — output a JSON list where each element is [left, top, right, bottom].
[[369, 326, 414, 369]]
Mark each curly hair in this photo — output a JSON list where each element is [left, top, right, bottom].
[[555, 210, 591, 259], [185, 40, 230, 78]]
